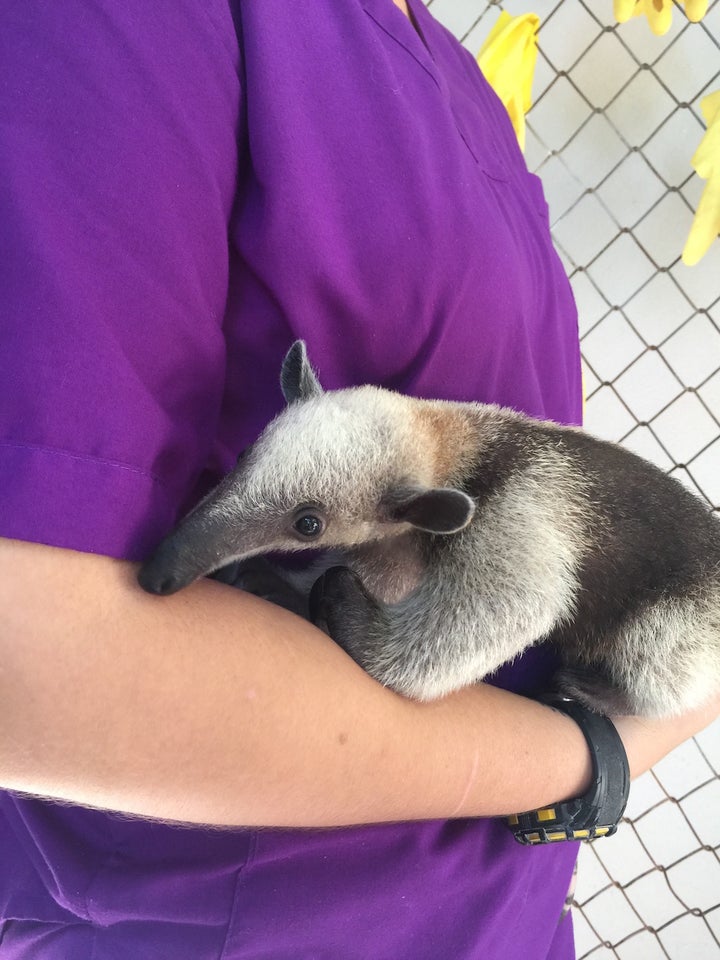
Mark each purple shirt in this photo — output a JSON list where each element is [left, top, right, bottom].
[[0, 1, 582, 958]]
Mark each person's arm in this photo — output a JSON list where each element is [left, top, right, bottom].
[[612, 704, 720, 779], [2, 537, 718, 829]]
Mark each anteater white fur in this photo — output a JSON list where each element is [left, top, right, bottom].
[[139, 342, 720, 717]]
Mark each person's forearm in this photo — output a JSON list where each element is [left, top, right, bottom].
[[0, 537, 594, 826], [2, 538, 716, 829]]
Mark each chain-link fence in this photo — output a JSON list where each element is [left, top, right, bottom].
[[426, 0, 720, 955]]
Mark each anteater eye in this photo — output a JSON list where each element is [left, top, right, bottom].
[[293, 513, 324, 539]]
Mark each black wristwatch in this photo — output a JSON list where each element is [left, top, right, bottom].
[[507, 695, 630, 845]]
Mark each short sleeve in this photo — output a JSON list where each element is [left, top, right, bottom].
[[0, 0, 243, 559]]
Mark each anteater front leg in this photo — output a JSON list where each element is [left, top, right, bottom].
[[310, 566, 474, 700], [310, 566, 393, 674]]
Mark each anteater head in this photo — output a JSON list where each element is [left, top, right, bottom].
[[138, 341, 476, 595]]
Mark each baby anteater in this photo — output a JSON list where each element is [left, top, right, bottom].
[[139, 341, 720, 716]]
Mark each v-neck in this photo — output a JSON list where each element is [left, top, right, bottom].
[[361, 0, 440, 89], [359, 0, 510, 174], [405, 0, 434, 56]]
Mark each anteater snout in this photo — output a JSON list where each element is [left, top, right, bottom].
[[137, 540, 199, 596], [137, 565, 186, 596]]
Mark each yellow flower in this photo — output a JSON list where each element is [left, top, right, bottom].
[[477, 12, 540, 152], [613, 0, 708, 36], [684, 0, 710, 22], [682, 90, 720, 266]]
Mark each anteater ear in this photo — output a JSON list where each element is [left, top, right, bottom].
[[280, 340, 324, 404], [382, 487, 475, 534]]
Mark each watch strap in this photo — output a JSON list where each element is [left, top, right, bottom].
[[507, 695, 630, 845]]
